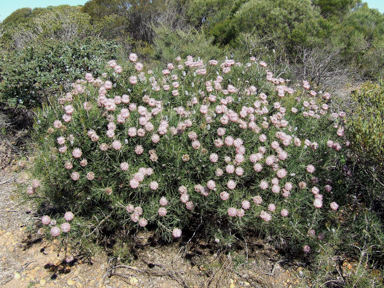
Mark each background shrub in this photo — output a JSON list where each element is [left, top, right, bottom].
[[348, 81, 384, 166], [0, 37, 121, 108]]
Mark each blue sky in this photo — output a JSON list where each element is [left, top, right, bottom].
[[0, 0, 383, 22], [0, 0, 88, 22], [365, 0, 384, 13]]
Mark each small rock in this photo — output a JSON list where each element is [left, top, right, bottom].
[[129, 277, 138, 285]]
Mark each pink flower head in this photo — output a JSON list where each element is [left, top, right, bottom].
[[259, 134, 267, 142], [106, 129, 115, 138], [215, 168, 224, 177], [303, 245, 311, 253], [31, 179, 40, 189], [259, 61, 267, 68], [227, 180, 236, 190], [86, 172, 94, 181], [114, 65, 122, 73], [135, 145, 144, 155], [227, 207, 237, 217], [254, 163, 263, 172], [64, 105, 74, 115], [42, 216, 51, 225], [236, 209, 245, 217], [265, 156, 275, 166], [152, 134, 160, 143], [217, 128, 226, 136], [64, 212, 74, 222], [281, 209, 289, 217], [50, 227, 61, 237], [268, 204, 276, 212], [134, 207, 143, 216], [172, 228, 182, 238], [325, 185, 333, 192], [284, 182, 293, 191], [200, 105, 208, 114], [271, 177, 279, 185], [207, 180, 216, 190], [253, 196, 263, 205], [241, 200, 250, 210], [150, 181, 159, 190], [210, 153, 219, 163], [134, 172, 145, 182], [135, 62, 144, 71], [311, 186, 320, 195], [271, 141, 279, 150], [226, 165, 235, 174], [128, 127, 137, 137], [272, 185, 280, 194], [214, 139, 224, 148], [112, 140, 122, 150], [260, 181, 268, 190], [180, 194, 189, 203], [314, 199, 323, 208], [71, 172, 80, 181], [108, 60, 117, 68], [192, 140, 201, 150], [330, 202, 339, 211], [129, 76, 138, 85], [308, 229, 316, 238], [235, 153, 245, 163], [57, 136, 65, 145], [62, 114, 72, 123], [225, 136, 234, 146], [306, 165, 315, 174], [220, 192, 230, 201], [188, 131, 198, 140], [130, 179, 139, 189], [260, 211, 272, 222], [158, 207, 167, 216], [159, 197, 168, 206], [235, 167, 244, 176], [54, 120, 62, 129], [104, 81, 112, 90], [131, 213, 139, 222], [129, 53, 138, 62], [276, 169, 287, 179], [27, 186, 35, 195], [59, 145, 68, 153], [61, 223, 71, 233], [120, 162, 129, 171], [72, 148, 82, 159], [139, 218, 148, 227]]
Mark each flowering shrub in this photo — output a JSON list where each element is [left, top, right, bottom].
[[28, 54, 349, 252]]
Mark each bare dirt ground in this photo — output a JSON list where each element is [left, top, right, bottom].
[[0, 144, 306, 288]]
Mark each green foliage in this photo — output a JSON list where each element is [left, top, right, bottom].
[[348, 81, 384, 164], [0, 37, 121, 108], [314, 0, 361, 20], [1, 5, 94, 50], [1, 8, 33, 27], [152, 25, 223, 63]]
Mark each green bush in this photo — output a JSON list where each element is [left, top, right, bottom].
[[26, 54, 351, 253], [0, 37, 121, 108], [348, 81, 384, 165]]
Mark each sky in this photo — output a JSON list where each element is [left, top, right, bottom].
[[0, 0, 383, 22], [0, 0, 88, 22]]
